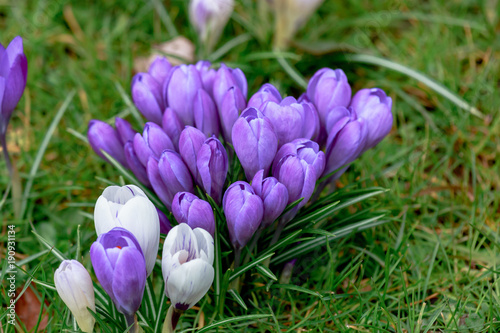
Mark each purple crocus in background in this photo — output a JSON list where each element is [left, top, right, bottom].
[[156, 150, 194, 207], [232, 107, 278, 181], [131, 72, 165, 125], [88, 120, 129, 167], [90, 228, 146, 331], [197, 136, 228, 204], [133, 122, 175, 166], [223, 181, 264, 249], [172, 192, 215, 235], [162, 108, 184, 150]]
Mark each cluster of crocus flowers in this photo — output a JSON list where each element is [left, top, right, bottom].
[[54, 185, 215, 332]]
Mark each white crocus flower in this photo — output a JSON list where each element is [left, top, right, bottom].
[[54, 260, 96, 333], [94, 185, 160, 276], [162, 223, 214, 310]]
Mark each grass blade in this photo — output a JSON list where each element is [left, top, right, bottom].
[[195, 314, 272, 333]]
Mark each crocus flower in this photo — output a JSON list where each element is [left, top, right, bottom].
[[162, 223, 214, 310], [247, 83, 282, 110], [147, 157, 175, 210], [218, 86, 246, 144], [193, 89, 220, 137], [54, 260, 95, 333], [323, 115, 367, 179], [251, 170, 289, 228], [88, 120, 128, 167], [157, 150, 194, 204], [164, 64, 202, 126], [124, 141, 150, 187], [212, 63, 248, 109], [172, 192, 215, 236], [133, 122, 175, 167], [157, 208, 172, 234], [148, 56, 172, 84], [115, 117, 136, 144], [90, 228, 146, 325], [232, 107, 278, 181], [223, 181, 264, 249], [162, 108, 184, 150], [195, 60, 216, 94], [189, 0, 234, 53], [94, 185, 160, 276], [178, 126, 207, 185], [261, 96, 319, 146], [131, 72, 164, 124], [306, 68, 351, 126], [273, 139, 325, 179], [350, 88, 393, 150], [197, 136, 228, 204], [0, 36, 28, 137]]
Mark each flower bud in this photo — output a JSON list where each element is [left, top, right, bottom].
[[218, 86, 246, 144], [172, 192, 215, 236], [88, 120, 128, 167], [195, 60, 216, 94], [251, 170, 288, 228], [131, 72, 164, 124], [148, 56, 172, 84], [115, 117, 136, 144], [164, 64, 202, 126], [325, 106, 352, 134], [213, 63, 248, 109], [0, 36, 28, 136], [90, 228, 146, 317], [350, 88, 393, 150], [162, 107, 184, 150], [133, 122, 175, 167], [147, 157, 175, 210], [223, 181, 264, 248], [232, 107, 278, 181], [124, 141, 151, 186], [193, 89, 220, 137], [162, 224, 214, 310], [247, 83, 282, 110], [189, 0, 234, 52], [158, 150, 194, 202], [54, 260, 95, 333], [157, 208, 173, 234], [94, 185, 160, 276], [273, 139, 325, 178], [306, 68, 351, 126], [178, 126, 207, 185], [197, 137, 228, 204]]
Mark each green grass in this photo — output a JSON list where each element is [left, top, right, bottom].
[[1, 0, 500, 331]]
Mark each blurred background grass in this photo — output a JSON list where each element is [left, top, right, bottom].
[[1, 0, 500, 331]]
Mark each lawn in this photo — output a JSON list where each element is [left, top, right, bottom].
[[1, 0, 500, 332]]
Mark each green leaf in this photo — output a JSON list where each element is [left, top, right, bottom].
[[256, 265, 278, 281], [227, 289, 248, 311], [196, 314, 272, 333], [229, 252, 275, 282]]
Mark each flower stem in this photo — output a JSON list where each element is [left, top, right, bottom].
[[162, 306, 183, 333], [125, 314, 141, 333], [1, 132, 13, 179], [230, 247, 242, 290]]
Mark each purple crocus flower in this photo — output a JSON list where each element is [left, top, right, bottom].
[[124, 141, 150, 186], [251, 170, 289, 228], [88, 120, 128, 167], [164, 64, 202, 126], [223, 181, 263, 249], [212, 63, 248, 108], [193, 89, 220, 137], [195, 60, 216, 94], [218, 86, 246, 144], [0, 36, 28, 137], [156, 208, 173, 235], [172, 192, 215, 236], [178, 126, 207, 185], [350, 88, 393, 150], [115, 117, 136, 144], [148, 56, 172, 84], [131, 72, 164, 125], [247, 83, 282, 110], [325, 106, 353, 134], [162, 108, 184, 150], [133, 122, 175, 167], [196, 136, 228, 204], [90, 227, 146, 324], [273, 139, 325, 179], [232, 107, 278, 181], [147, 157, 175, 210], [158, 150, 194, 205]]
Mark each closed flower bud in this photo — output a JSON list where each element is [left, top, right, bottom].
[[164, 64, 202, 126], [195, 60, 216, 94], [301, 101, 320, 141], [193, 89, 220, 137], [178, 126, 207, 185], [323, 115, 367, 179], [147, 157, 175, 210], [213, 63, 248, 109], [115, 117, 136, 144], [0, 36, 28, 136], [273, 139, 325, 178], [251, 170, 289, 228], [148, 56, 172, 84], [306, 68, 351, 126], [350, 88, 393, 150], [90, 228, 146, 319], [124, 141, 151, 186], [232, 107, 278, 181], [94, 185, 160, 276], [54, 260, 95, 333], [133, 122, 175, 167], [218, 86, 246, 144], [189, 0, 234, 53], [162, 223, 214, 310], [88, 120, 128, 167], [197, 137, 228, 204], [157, 208, 173, 234], [131, 72, 164, 124], [162, 107, 184, 150], [172, 192, 215, 236], [223, 181, 264, 248], [158, 150, 194, 202], [325, 106, 352, 134], [247, 83, 282, 110]]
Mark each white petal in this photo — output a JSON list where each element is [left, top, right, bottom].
[[193, 228, 214, 265], [94, 195, 117, 236], [162, 223, 198, 260], [101, 185, 121, 200], [113, 185, 147, 204], [166, 259, 214, 309]]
